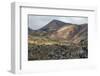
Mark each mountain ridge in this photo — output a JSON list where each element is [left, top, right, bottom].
[[28, 19, 88, 44]]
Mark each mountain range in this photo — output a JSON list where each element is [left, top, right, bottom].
[[28, 19, 88, 44]]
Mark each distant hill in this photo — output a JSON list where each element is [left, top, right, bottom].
[[28, 27, 35, 34]]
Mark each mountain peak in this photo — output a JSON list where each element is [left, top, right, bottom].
[[51, 19, 65, 23], [39, 19, 68, 32], [47, 19, 70, 26]]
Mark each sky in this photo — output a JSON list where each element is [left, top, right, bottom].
[[28, 15, 88, 30]]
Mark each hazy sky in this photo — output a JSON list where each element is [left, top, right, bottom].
[[28, 15, 88, 30]]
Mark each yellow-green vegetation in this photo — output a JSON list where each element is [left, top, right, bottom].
[[28, 35, 65, 45]]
